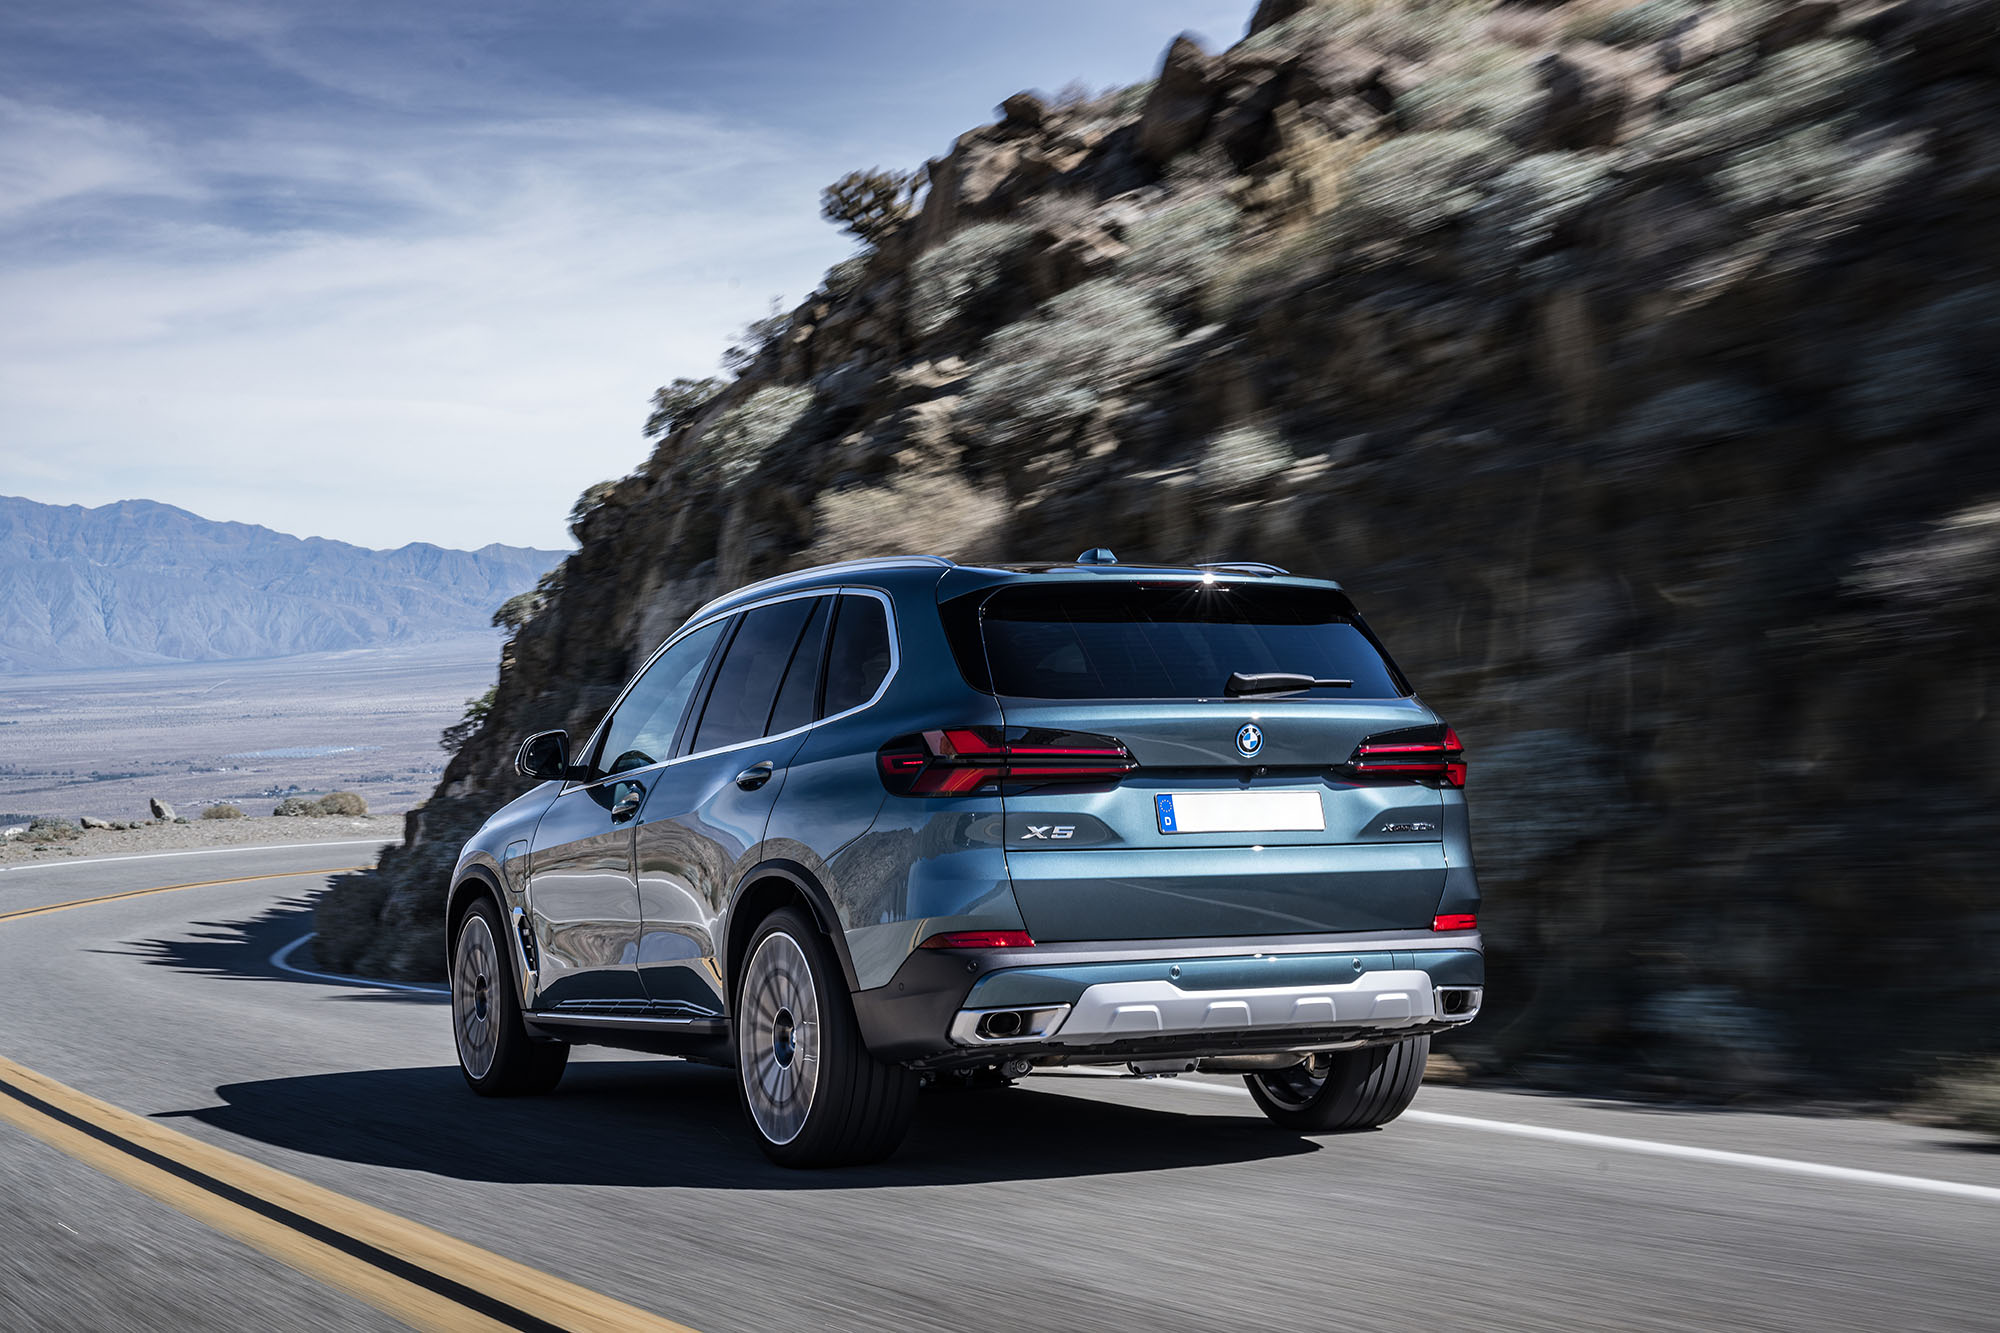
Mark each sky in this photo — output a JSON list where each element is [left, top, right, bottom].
[[0, 0, 1258, 552]]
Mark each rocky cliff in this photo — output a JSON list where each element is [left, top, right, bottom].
[[319, 0, 2000, 1099], [0, 496, 564, 670]]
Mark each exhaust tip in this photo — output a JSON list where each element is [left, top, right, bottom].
[[950, 1004, 1070, 1046], [979, 1010, 1025, 1039], [1435, 985, 1483, 1020]]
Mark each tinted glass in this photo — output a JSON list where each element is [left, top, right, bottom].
[[692, 597, 819, 753], [766, 596, 830, 736], [822, 595, 892, 717], [595, 618, 727, 775], [978, 583, 1406, 700]]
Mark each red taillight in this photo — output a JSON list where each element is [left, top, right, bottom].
[[1350, 724, 1465, 787], [1432, 913, 1477, 932], [878, 726, 1135, 796], [918, 929, 1035, 949]]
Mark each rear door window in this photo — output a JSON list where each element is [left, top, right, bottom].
[[689, 597, 820, 754], [973, 583, 1407, 700], [822, 595, 892, 717], [766, 596, 830, 736]]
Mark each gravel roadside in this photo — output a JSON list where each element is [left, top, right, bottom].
[[0, 814, 402, 867]]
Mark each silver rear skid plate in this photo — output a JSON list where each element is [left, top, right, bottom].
[[951, 970, 1480, 1047]]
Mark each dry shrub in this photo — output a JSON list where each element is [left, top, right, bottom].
[[315, 792, 368, 816]]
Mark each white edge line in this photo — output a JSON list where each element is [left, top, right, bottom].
[[0, 839, 394, 874], [1134, 1077, 2000, 1204], [270, 932, 447, 995]]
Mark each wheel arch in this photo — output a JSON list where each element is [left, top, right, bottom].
[[444, 864, 539, 1009], [722, 859, 858, 1006]]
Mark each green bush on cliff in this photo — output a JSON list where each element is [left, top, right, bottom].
[[909, 222, 1035, 340], [1330, 131, 1509, 241], [568, 480, 619, 538], [644, 376, 722, 439], [441, 686, 496, 755], [701, 385, 815, 485], [1124, 196, 1241, 307], [1568, 0, 1700, 47], [1202, 423, 1294, 489], [821, 167, 917, 246], [1465, 151, 1616, 270], [962, 278, 1176, 453], [1655, 38, 1873, 156], [1245, 0, 1494, 61], [491, 590, 545, 634], [1397, 49, 1539, 135]]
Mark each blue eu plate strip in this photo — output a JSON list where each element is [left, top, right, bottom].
[[1155, 793, 1177, 833]]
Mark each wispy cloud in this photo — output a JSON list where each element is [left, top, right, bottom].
[[0, 0, 1254, 550]]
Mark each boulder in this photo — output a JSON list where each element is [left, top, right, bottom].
[[998, 92, 1048, 133], [79, 816, 113, 830], [148, 798, 176, 821], [1137, 36, 1221, 164]]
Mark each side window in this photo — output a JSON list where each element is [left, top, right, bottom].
[[690, 597, 819, 754], [822, 594, 892, 717], [594, 618, 728, 777], [766, 596, 830, 737]]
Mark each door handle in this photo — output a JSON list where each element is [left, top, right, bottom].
[[734, 761, 775, 791], [610, 782, 644, 820]]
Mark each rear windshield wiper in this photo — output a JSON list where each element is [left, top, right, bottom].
[[1225, 671, 1354, 696]]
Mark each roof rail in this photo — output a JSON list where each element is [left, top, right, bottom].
[[687, 555, 956, 621], [1194, 561, 1290, 576]]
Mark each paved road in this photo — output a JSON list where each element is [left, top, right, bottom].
[[1, 844, 1995, 1332]]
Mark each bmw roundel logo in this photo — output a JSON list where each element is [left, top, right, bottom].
[[1236, 723, 1263, 758]]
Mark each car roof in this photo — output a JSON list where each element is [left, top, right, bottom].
[[686, 552, 1344, 623]]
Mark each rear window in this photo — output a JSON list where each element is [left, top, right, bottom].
[[960, 583, 1408, 700]]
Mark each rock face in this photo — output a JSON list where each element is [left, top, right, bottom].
[[321, 0, 2000, 1099], [0, 496, 564, 671]]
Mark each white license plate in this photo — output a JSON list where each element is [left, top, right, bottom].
[[1154, 791, 1324, 835]]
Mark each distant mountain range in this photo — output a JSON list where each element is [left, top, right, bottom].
[[0, 496, 565, 671]]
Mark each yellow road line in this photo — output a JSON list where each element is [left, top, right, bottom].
[[0, 866, 369, 924], [0, 866, 704, 1331], [0, 1055, 695, 1332]]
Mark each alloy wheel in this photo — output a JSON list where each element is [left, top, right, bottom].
[[738, 929, 822, 1145], [453, 912, 500, 1080]]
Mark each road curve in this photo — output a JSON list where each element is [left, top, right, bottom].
[[1, 844, 1995, 1332]]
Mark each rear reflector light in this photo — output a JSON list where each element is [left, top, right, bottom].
[[918, 930, 1035, 950], [1432, 914, 1477, 932], [878, 726, 1135, 796], [1350, 724, 1465, 787]]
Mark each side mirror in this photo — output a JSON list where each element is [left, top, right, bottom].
[[515, 730, 571, 781]]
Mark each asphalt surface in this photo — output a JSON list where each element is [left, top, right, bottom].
[[1, 843, 1995, 1332]]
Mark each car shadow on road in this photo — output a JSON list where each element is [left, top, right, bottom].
[[104, 896, 445, 1005], [160, 1058, 1316, 1188]]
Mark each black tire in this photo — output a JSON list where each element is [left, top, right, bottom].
[[735, 906, 916, 1167], [1244, 1036, 1429, 1133], [451, 898, 568, 1097]]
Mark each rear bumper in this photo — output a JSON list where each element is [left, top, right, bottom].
[[851, 932, 1482, 1068]]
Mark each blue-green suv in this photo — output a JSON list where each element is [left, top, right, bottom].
[[447, 553, 1482, 1166]]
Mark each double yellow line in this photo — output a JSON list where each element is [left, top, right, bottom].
[[0, 866, 698, 1332]]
